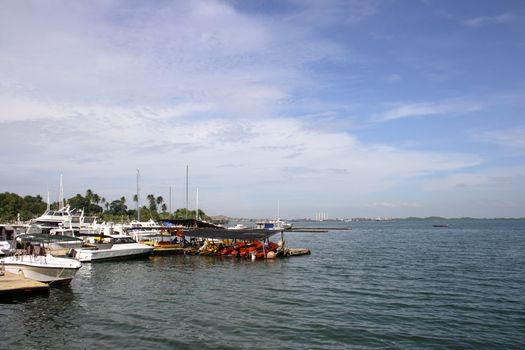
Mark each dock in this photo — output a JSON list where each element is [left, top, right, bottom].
[[0, 270, 50, 297], [290, 228, 328, 232], [289, 227, 351, 232], [152, 246, 200, 255]]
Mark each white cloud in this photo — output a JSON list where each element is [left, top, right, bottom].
[[0, 0, 522, 218], [369, 201, 422, 208], [421, 167, 525, 191], [463, 13, 514, 28], [0, 97, 483, 211], [371, 100, 482, 123], [384, 74, 401, 82], [477, 127, 525, 155]]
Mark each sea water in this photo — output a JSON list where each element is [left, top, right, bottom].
[[1, 219, 524, 349]]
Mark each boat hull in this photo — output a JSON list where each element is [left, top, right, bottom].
[[74, 244, 153, 262], [0, 255, 81, 284]]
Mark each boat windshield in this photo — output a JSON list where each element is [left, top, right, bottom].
[[113, 237, 136, 244]]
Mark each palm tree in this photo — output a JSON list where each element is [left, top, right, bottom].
[[147, 194, 157, 212], [85, 189, 93, 203]]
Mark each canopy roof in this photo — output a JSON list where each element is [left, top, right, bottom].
[[16, 233, 83, 243], [184, 228, 281, 241]]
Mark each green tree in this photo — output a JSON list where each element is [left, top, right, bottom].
[[109, 198, 128, 215], [156, 196, 164, 208], [0, 192, 47, 222], [147, 194, 157, 213]]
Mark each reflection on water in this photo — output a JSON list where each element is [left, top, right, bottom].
[[1, 219, 525, 349]]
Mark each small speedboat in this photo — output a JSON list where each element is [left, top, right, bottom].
[[0, 253, 82, 284], [74, 235, 154, 262]]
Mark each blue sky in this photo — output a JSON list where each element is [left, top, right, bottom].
[[1, 0, 524, 218]]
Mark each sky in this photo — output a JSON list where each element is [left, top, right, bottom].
[[1, 0, 524, 219]]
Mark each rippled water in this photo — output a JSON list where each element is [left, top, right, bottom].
[[1, 219, 524, 349]]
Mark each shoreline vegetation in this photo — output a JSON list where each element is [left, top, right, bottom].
[[0, 190, 211, 223], [1, 191, 523, 223]]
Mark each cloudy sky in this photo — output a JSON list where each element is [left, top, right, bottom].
[[1, 0, 524, 218]]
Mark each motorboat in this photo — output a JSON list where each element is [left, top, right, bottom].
[[255, 219, 292, 231], [73, 235, 154, 262], [0, 241, 10, 255], [0, 253, 82, 284], [30, 205, 76, 232], [227, 224, 249, 230], [16, 233, 84, 256]]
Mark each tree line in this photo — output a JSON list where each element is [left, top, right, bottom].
[[0, 190, 210, 223]]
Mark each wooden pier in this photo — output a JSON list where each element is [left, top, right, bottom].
[[151, 246, 200, 255], [0, 270, 50, 297], [289, 227, 351, 232]]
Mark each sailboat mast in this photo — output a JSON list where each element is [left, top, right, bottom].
[[136, 169, 140, 221], [196, 187, 199, 220], [59, 174, 64, 210], [169, 186, 172, 214], [185, 165, 189, 219]]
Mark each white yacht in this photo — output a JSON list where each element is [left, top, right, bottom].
[[0, 225, 16, 255], [31, 205, 74, 230], [227, 224, 249, 230], [255, 219, 293, 231], [0, 241, 10, 255], [0, 253, 82, 284], [73, 235, 154, 262]]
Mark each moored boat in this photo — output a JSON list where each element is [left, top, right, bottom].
[[17, 233, 84, 251], [73, 235, 154, 262], [0, 253, 82, 284], [255, 219, 292, 231]]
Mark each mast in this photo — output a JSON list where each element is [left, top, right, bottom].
[[185, 165, 189, 219], [47, 189, 50, 211], [58, 174, 64, 210], [136, 169, 140, 221], [169, 186, 172, 214], [196, 187, 199, 220]]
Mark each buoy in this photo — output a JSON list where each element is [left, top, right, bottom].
[[266, 251, 276, 259]]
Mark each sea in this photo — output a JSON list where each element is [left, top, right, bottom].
[[1, 219, 524, 349]]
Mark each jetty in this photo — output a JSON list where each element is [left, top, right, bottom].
[[289, 227, 352, 232], [0, 269, 50, 297]]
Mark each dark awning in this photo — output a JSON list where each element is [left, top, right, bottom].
[[184, 228, 281, 241]]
